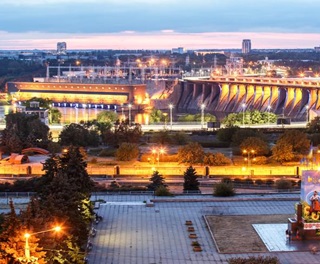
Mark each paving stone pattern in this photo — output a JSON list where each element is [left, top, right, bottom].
[[88, 194, 320, 264]]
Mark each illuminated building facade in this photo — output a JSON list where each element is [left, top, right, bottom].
[[6, 82, 148, 110]]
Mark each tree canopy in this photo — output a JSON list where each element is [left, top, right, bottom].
[[177, 142, 205, 164], [59, 123, 100, 147], [2, 112, 51, 153]]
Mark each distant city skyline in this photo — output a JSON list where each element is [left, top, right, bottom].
[[1, 0, 320, 50]]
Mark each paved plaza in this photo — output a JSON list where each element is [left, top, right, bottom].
[[87, 193, 320, 264], [2, 193, 320, 263]]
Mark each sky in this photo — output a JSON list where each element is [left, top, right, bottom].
[[0, 0, 320, 50]]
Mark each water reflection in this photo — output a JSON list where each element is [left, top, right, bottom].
[[0, 105, 149, 125]]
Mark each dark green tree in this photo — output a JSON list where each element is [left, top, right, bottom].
[[102, 120, 142, 146], [307, 116, 320, 133], [216, 126, 239, 142], [34, 146, 94, 261], [59, 123, 99, 147], [231, 128, 266, 146], [151, 130, 172, 144], [2, 112, 50, 153], [183, 166, 200, 191], [148, 170, 166, 191]]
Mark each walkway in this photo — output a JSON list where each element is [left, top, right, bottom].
[[88, 193, 319, 264]]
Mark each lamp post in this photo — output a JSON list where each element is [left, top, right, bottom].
[[169, 104, 173, 130], [22, 226, 61, 262], [201, 104, 205, 129], [121, 104, 124, 121], [151, 147, 165, 166], [306, 105, 309, 123], [267, 105, 271, 125], [243, 149, 255, 166], [128, 103, 132, 125], [242, 103, 246, 127]]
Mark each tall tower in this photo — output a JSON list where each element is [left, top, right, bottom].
[[242, 39, 251, 54], [57, 42, 67, 54]]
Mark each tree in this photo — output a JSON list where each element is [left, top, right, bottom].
[[204, 152, 231, 166], [151, 130, 172, 144], [59, 123, 99, 147], [231, 128, 266, 146], [115, 143, 139, 161], [277, 130, 310, 154], [50, 108, 62, 124], [102, 120, 142, 146], [177, 142, 205, 164], [216, 127, 239, 142], [149, 108, 164, 123], [0, 200, 46, 263], [240, 137, 269, 156], [183, 166, 200, 191], [271, 140, 294, 163], [307, 116, 320, 133], [147, 170, 166, 191], [2, 112, 51, 153], [96, 110, 118, 123], [34, 146, 95, 260]]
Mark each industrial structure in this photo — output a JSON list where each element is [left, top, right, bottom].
[[173, 76, 320, 121]]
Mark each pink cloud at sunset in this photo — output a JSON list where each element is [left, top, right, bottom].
[[0, 31, 319, 50]]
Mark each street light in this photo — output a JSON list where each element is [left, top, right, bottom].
[[169, 104, 173, 130], [243, 149, 255, 166], [128, 104, 132, 125], [201, 104, 205, 129], [242, 103, 246, 127], [21, 226, 62, 262], [151, 147, 166, 166], [267, 105, 271, 125]]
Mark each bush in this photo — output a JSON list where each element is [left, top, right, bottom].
[[233, 178, 243, 184], [253, 156, 268, 165], [214, 182, 235, 197], [228, 256, 280, 264], [276, 178, 292, 190], [243, 178, 254, 185], [255, 179, 265, 185], [204, 152, 231, 166], [98, 148, 116, 157], [155, 186, 172, 196], [115, 143, 139, 161], [266, 179, 275, 186], [90, 157, 98, 164], [222, 177, 232, 184]]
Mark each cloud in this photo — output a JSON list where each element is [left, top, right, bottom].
[[161, 30, 175, 33], [0, 31, 319, 50]]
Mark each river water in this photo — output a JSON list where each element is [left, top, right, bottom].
[[0, 105, 150, 125]]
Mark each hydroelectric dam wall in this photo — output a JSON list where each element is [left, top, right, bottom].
[[171, 77, 320, 121]]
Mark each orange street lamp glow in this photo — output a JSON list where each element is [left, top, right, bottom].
[[23, 226, 62, 262], [151, 147, 166, 166]]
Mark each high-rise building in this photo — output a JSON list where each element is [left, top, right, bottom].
[[242, 39, 251, 54], [57, 42, 67, 54]]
